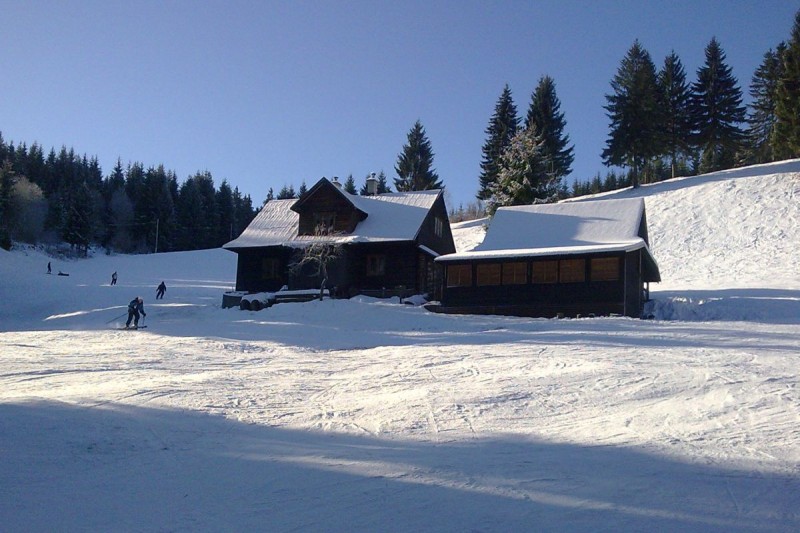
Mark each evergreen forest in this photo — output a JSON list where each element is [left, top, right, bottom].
[[3, 11, 800, 248]]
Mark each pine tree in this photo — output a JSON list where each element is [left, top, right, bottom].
[[742, 45, 785, 164], [525, 76, 574, 180], [602, 41, 663, 187], [277, 185, 296, 199], [298, 181, 308, 197], [343, 174, 357, 194], [690, 37, 746, 173], [774, 10, 800, 159], [376, 171, 391, 193], [25, 143, 46, 190], [216, 179, 235, 246], [487, 124, 556, 215], [0, 161, 15, 249], [658, 52, 693, 177], [478, 85, 519, 199], [62, 180, 94, 256], [100, 159, 127, 250], [360, 171, 392, 195], [394, 120, 442, 191], [175, 178, 205, 250], [232, 186, 256, 238], [11, 142, 29, 181], [194, 171, 219, 249]]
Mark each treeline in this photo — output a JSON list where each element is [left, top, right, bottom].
[[0, 137, 257, 254], [478, 10, 800, 213], [4, 12, 800, 243]]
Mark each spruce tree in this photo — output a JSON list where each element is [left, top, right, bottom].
[[0, 161, 14, 249], [175, 178, 205, 250], [602, 41, 663, 187], [658, 52, 693, 178], [100, 159, 127, 249], [277, 185, 296, 199], [232, 187, 256, 238], [774, 11, 800, 159], [743, 45, 785, 164], [525, 76, 574, 180], [62, 180, 94, 256], [194, 171, 219, 249], [394, 120, 442, 191], [216, 179, 235, 246], [360, 171, 392, 195], [487, 124, 556, 215], [690, 37, 746, 173], [376, 171, 391, 193], [140, 165, 176, 252], [343, 174, 357, 194], [478, 84, 519, 199]]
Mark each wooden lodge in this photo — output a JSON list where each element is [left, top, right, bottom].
[[223, 177, 455, 300], [434, 198, 661, 318]]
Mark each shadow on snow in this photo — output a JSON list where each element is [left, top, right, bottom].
[[1, 400, 797, 532]]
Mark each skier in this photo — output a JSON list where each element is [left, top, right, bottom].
[[156, 281, 166, 299], [111, 271, 117, 286], [47, 262, 51, 274], [125, 297, 146, 329]]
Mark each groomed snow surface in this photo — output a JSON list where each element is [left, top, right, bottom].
[[1, 161, 799, 532]]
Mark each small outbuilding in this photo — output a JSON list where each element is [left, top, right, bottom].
[[434, 197, 660, 318]]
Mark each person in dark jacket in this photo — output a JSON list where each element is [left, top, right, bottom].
[[156, 281, 166, 299], [125, 297, 146, 328]]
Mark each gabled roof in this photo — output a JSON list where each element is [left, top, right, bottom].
[[290, 178, 367, 218], [223, 187, 443, 249], [436, 198, 660, 281]]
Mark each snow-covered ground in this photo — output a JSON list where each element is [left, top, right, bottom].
[[1, 161, 799, 532]]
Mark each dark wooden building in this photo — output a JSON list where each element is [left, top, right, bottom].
[[434, 198, 661, 318], [223, 178, 455, 299]]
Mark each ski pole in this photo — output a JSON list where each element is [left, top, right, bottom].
[[105, 312, 127, 324]]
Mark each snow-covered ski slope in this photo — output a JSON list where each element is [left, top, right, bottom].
[[1, 161, 799, 532]]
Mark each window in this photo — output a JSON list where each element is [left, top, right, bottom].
[[366, 255, 386, 276], [434, 217, 444, 237], [559, 258, 586, 283], [261, 258, 280, 280], [313, 212, 336, 234], [447, 264, 472, 287], [532, 260, 558, 284], [591, 257, 620, 281], [502, 262, 527, 285], [476, 263, 501, 286]]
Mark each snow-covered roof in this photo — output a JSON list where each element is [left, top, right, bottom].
[[437, 198, 656, 262], [223, 188, 442, 249]]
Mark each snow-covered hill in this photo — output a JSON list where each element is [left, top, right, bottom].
[[1, 161, 799, 532]]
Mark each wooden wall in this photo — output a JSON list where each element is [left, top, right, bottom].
[[439, 251, 646, 318]]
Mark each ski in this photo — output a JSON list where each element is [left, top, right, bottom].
[[118, 325, 147, 330]]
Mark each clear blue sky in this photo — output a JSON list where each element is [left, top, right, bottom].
[[1, 0, 796, 210]]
